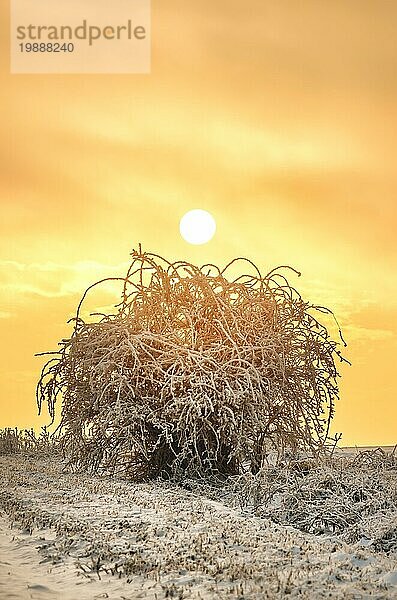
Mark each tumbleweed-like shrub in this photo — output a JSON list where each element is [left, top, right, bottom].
[[37, 249, 348, 480]]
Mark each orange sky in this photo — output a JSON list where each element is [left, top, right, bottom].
[[1, 0, 396, 445]]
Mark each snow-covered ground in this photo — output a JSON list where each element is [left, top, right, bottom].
[[0, 454, 396, 599]]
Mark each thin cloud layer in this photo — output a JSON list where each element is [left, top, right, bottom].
[[0, 260, 129, 299]]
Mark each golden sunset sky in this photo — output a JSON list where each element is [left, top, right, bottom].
[[1, 1, 396, 445]]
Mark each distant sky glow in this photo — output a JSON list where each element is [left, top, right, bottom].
[[0, 1, 396, 445]]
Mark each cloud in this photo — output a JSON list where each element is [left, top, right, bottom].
[[343, 324, 395, 343], [0, 260, 129, 300]]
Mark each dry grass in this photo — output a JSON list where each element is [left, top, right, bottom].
[[0, 427, 53, 456], [36, 248, 349, 480], [230, 448, 397, 553]]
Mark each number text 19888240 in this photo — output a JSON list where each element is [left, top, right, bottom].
[[19, 42, 75, 53]]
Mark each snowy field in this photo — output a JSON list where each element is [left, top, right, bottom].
[[0, 451, 396, 599]]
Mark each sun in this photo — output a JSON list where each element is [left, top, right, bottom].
[[179, 209, 216, 245]]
